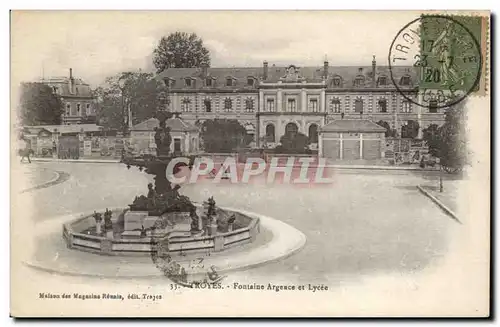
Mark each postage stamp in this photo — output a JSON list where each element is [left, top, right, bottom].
[[389, 14, 489, 109], [10, 10, 491, 318]]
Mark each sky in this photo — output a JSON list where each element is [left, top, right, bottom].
[[11, 11, 420, 87]]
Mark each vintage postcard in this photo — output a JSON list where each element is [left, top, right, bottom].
[[10, 10, 491, 317]]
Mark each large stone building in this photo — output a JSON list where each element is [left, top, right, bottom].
[[157, 57, 446, 152], [41, 68, 97, 125]]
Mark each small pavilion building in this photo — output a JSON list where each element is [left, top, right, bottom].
[[130, 114, 201, 155], [319, 119, 386, 160]]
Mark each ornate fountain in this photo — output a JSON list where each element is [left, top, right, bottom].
[[62, 110, 260, 257]]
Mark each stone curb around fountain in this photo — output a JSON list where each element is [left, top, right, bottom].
[[23, 208, 306, 279]]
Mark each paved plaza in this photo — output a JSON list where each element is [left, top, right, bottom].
[[14, 162, 461, 286]]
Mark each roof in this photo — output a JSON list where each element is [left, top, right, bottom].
[[23, 124, 104, 134], [157, 62, 416, 91], [320, 119, 387, 133], [131, 117, 199, 132], [22, 127, 52, 135], [40, 77, 94, 98]]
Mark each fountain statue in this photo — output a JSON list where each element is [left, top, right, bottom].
[[121, 111, 200, 236]]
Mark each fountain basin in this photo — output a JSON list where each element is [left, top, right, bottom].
[[62, 206, 260, 256]]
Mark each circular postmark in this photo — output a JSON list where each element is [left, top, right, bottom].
[[388, 15, 483, 109], [149, 209, 226, 289]]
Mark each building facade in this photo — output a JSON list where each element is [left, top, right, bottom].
[[130, 115, 200, 156], [157, 58, 447, 149], [41, 68, 97, 125]]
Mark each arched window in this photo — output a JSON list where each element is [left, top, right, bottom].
[[265, 124, 275, 142], [354, 75, 365, 87], [377, 98, 387, 113], [224, 98, 233, 112], [400, 75, 412, 86], [331, 76, 342, 87], [354, 98, 364, 113], [377, 76, 388, 86], [308, 124, 318, 143], [330, 98, 341, 113], [181, 98, 191, 112], [245, 98, 254, 112], [204, 99, 212, 112], [429, 100, 438, 113], [285, 122, 298, 135]]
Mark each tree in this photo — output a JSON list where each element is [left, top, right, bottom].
[[376, 120, 397, 138], [95, 72, 162, 130], [421, 102, 468, 173], [277, 132, 310, 154], [153, 32, 211, 73], [422, 124, 441, 157], [200, 119, 249, 153], [438, 102, 468, 172], [18, 82, 64, 126], [401, 120, 420, 139]]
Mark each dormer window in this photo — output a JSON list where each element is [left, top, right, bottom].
[[226, 78, 233, 87], [378, 76, 388, 86], [247, 77, 254, 86], [332, 76, 342, 87], [185, 78, 192, 87], [400, 75, 411, 86], [163, 78, 173, 88], [354, 75, 365, 87]]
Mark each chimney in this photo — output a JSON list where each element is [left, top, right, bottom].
[[69, 68, 75, 94], [263, 61, 268, 80], [323, 57, 329, 79], [372, 55, 376, 87], [201, 63, 208, 79]]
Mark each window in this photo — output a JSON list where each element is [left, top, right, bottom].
[[378, 99, 388, 113], [206, 78, 212, 87], [224, 98, 232, 112], [247, 78, 254, 86], [185, 79, 192, 87], [66, 104, 71, 115], [266, 99, 275, 112], [429, 100, 438, 113], [181, 98, 192, 112], [309, 99, 318, 112], [354, 76, 365, 87], [330, 98, 341, 113], [287, 98, 297, 112], [332, 77, 342, 87], [400, 75, 411, 86], [354, 99, 363, 113], [402, 101, 412, 113], [245, 98, 254, 112], [265, 124, 275, 142], [76, 103, 81, 113], [308, 124, 318, 143], [86, 103, 91, 115], [226, 78, 233, 87], [204, 99, 212, 112], [378, 76, 387, 86]]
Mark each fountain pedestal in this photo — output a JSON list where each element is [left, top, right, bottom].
[[121, 210, 193, 239]]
